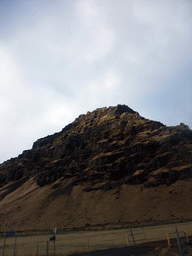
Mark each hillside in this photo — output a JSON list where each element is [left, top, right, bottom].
[[0, 104, 192, 232]]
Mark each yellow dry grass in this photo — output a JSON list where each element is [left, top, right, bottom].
[[1, 221, 192, 256]]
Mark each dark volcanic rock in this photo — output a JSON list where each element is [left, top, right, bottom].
[[0, 104, 192, 190]]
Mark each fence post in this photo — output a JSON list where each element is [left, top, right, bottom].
[[176, 227, 183, 256], [143, 232, 147, 243], [126, 235, 129, 246], [13, 234, 17, 256], [46, 241, 49, 256], [36, 241, 39, 256], [2, 234, 6, 256], [88, 237, 89, 249], [129, 225, 136, 246], [184, 231, 189, 243], [166, 234, 171, 247], [54, 240, 56, 256]]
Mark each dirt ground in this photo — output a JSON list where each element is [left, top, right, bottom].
[[1, 177, 192, 233]]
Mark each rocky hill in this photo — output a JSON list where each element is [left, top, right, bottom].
[[0, 104, 192, 232]]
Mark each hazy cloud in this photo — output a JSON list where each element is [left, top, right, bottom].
[[0, 0, 192, 163]]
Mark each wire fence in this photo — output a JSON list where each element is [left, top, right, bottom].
[[0, 234, 129, 256], [1, 224, 192, 256]]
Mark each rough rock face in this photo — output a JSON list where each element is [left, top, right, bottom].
[[0, 104, 192, 191]]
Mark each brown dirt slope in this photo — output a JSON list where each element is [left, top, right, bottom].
[[0, 104, 192, 232]]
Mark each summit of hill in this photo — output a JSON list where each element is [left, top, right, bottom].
[[0, 104, 192, 232]]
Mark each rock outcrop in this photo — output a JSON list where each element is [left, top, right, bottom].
[[0, 104, 192, 191], [0, 104, 192, 232]]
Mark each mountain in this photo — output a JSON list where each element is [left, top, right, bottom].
[[0, 104, 192, 232]]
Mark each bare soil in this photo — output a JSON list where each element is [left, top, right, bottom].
[[0, 177, 192, 232]]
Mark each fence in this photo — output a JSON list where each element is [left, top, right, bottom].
[[0, 231, 130, 256], [1, 224, 192, 256], [126, 232, 147, 246], [2, 232, 17, 256], [166, 230, 189, 247], [36, 240, 56, 256]]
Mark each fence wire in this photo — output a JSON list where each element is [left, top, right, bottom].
[[1, 224, 192, 256], [0, 232, 135, 256]]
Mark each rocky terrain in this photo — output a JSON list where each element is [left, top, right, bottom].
[[0, 104, 192, 232]]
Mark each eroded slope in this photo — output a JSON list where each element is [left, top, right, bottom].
[[0, 104, 192, 231]]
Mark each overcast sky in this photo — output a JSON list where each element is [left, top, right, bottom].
[[1, 0, 192, 163]]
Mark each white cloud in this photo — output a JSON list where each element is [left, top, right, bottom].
[[77, 0, 98, 22], [0, 0, 192, 162], [104, 68, 121, 89], [84, 27, 115, 63]]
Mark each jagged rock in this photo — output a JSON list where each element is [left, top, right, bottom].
[[0, 104, 192, 192]]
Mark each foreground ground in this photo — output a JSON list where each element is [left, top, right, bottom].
[[1, 221, 192, 255]]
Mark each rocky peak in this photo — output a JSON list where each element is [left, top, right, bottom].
[[0, 104, 192, 191]]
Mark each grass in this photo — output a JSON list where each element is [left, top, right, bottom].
[[1, 221, 192, 256]]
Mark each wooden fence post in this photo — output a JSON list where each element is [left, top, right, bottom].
[[126, 235, 129, 245], [185, 231, 189, 243], [166, 234, 171, 247]]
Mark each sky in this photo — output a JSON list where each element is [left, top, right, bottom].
[[0, 0, 192, 163]]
